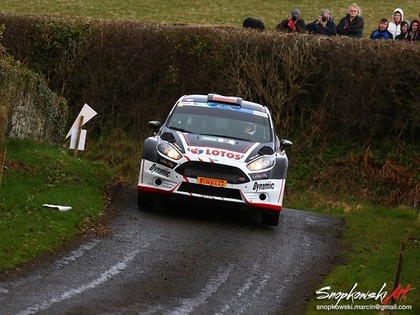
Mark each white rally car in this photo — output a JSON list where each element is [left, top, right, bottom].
[[137, 93, 292, 226]]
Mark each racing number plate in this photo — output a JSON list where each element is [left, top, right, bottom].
[[197, 177, 227, 188]]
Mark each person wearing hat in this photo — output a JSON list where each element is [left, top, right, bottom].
[[276, 8, 306, 33]]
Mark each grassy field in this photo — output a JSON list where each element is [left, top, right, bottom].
[[0, 140, 113, 271], [1, 0, 419, 37]]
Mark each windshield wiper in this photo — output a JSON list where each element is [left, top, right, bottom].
[[168, 126, 190, 133], [201, 133, 249, 141]]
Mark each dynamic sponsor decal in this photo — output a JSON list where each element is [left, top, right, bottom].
[[149, 163, 170, 177], [190, 147, 243, 160], [253, 181, 275, 191]]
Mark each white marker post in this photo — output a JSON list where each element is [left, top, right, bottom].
[[66, 104, 97, 157]]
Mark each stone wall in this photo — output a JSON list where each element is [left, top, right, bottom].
[[1, 58, 67, 144]]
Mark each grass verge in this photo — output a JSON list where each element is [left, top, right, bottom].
[[0, 139, 113, 271], [294, 192, 420, 314]]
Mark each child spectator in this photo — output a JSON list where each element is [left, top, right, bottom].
[[336, 3, 364, 38], [370, 18, 393, 40], [276, 8, 306, 33], [406, 19, 419, 41], [305, 9, 337, 36], [395, 20, 410, 40], [388, 8, 404, 39]]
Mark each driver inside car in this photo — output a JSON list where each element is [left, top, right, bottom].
[[243, 123, 257, 136]]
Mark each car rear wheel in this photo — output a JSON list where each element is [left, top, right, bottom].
[[137, 191, 156, 210], [261, 211, 280, 226]]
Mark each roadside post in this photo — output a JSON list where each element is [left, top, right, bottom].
[[65, 104, 97, 157], [0, 146, 6, 186]]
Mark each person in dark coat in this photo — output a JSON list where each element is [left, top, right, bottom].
[[395, 20, 410, 40], [243, 17, 265, 31], [406, 19, 420, 41], [276, 8, 306, 33], [336, 3, 364, 38], [305, 8, 336, 36], [370, 18, 393, 40]]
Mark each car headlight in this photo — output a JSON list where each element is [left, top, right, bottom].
[[158, 141, 182, 160], [247, 156, 275, 171]]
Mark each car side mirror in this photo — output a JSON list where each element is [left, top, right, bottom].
[[280, 139, 293, 151], [148, 120, 162, 133]]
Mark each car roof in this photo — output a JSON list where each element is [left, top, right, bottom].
[[180, 94, 268, 114]]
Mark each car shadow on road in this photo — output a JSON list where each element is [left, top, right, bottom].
[[140, 197, 277, 230]]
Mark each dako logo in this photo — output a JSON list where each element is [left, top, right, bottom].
[[149, 164, 170, 177], [253, 181, 275, 191]]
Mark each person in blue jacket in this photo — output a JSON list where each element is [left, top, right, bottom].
[[305, 9, 336, 36], [370, 18, 393, 40]]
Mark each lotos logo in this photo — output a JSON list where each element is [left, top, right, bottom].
[[190, 148, 205, 154], [190, 147, 243, 160]]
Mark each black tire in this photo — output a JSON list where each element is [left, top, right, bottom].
[[137, 191, 156, 210], [261, 211, 280, 226]]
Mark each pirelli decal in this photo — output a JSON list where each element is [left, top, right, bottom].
[[197, 177, 227, 188]]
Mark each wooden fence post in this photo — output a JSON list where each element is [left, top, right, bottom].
[[73, 115, 84, 158], [0, 146, 6, 186]]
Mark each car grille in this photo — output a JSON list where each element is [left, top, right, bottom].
[[178, 182, 242, 200], [175, 161, 249, 184]]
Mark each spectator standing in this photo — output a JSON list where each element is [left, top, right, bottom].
[[370, 18, 393, 40], [276, 8, 306, 33], [395, 20, 410, 40], [406, 19, 420, 41], [336, 3, 364, 38], [388, 8, 404, 39], [305, 9, 337, 36]]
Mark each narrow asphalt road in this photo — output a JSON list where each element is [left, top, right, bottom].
[[0, 184, 344, 315]]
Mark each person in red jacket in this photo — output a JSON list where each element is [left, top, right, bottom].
[[276, 8, 306, 33], [336, 3, 364, 38]]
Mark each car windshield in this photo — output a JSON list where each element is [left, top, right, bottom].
[[166, 103, 272, 142]]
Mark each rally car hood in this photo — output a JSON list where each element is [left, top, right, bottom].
[[162, 129, 275, 163]]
